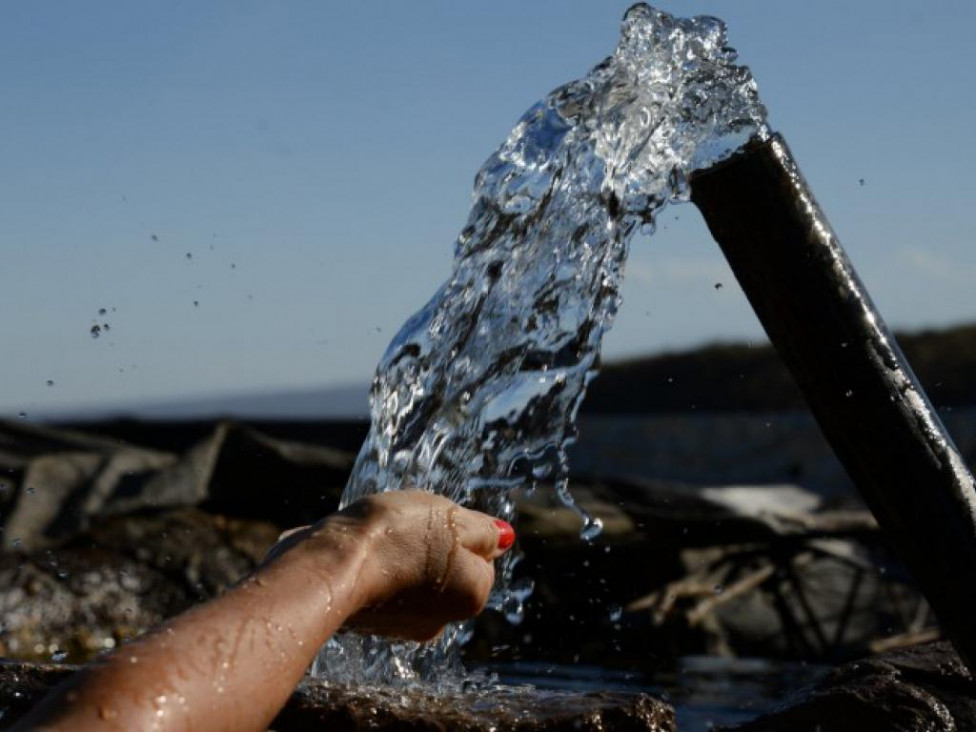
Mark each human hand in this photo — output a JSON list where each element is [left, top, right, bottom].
[[268, 491, 515, 642], [13, 492, 513, 732]]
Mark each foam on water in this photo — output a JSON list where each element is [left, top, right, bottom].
[[313, 3, 768, 686]]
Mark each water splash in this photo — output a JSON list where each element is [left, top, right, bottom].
[[314, 3, 767, 686]]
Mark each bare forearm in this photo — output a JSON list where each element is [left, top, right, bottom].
[[13, 493, 508, 731], [14, 530, 366, 731]]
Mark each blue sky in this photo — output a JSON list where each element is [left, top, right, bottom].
[[2, 1, 974, 417]]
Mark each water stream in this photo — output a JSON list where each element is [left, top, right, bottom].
[[313, 3, 769, 687]]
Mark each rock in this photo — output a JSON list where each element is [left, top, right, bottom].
[[277, 681, 674, 731], [0, 662, 675, 731], [0, 508, 280, 663], [727, 641, 976, 730], [0, 420, 354, 550], [0, 661, 75, 726]]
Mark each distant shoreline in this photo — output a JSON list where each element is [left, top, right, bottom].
[[17, 322, 976, 422]]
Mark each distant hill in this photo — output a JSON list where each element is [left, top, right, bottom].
[[44, 323, 976, 422], [43, 383, 370, 422], [582, 323, 976, 414]]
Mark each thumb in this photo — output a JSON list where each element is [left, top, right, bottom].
[[459, 510, 515, 559]]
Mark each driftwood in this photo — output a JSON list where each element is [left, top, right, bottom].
[[624, 530, 936, 662]]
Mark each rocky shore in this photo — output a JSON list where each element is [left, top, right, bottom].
[[1, 409, 969, 728]]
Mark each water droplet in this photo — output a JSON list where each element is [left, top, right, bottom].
[[531, 463, 553, 480], [90, 325, 101, 339], [51, 650, 68, 662], [17, 411, 27, 419], [609, 605, 623, 622], [502, 595, 525, 625], [713, 584, 724, 594], [580, 516, 604, 541]]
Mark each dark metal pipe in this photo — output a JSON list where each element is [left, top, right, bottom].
[[689, 133, 976, 671]]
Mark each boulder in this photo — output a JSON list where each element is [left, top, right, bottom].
[[728, 641, 976, 730], [0, 508, 280, 663], [0, 661, 675, 731]]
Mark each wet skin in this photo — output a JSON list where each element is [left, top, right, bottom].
[[13, 492, 511, 732]]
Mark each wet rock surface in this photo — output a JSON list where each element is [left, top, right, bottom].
[[279, 681, 674, 731], [0, 661, 75, 727], [0, 662, 674, 731], [727, 641, 976, 731], [0, 508, 280, 662]]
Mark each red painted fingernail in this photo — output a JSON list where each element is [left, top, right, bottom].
[[494, 519, 515, 550]]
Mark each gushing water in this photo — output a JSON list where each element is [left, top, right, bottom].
[[313, 3, 768, 686]]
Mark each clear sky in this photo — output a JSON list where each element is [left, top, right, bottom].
[[2, 1, 974, 417]]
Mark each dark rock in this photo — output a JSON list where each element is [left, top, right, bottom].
[[0, 662, 675, 731], [727, 641, 976, 730], [0, 661, 75, 727], [277, 682, 674, 731], [0, 420, 353, 550], [85, 506, 281, 599], [0, 509, 279, 663]]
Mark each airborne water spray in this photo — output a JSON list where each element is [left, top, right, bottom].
[[314, 4, 768, 686]]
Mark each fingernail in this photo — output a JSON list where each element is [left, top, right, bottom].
[[494, 519, 515, 550]]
